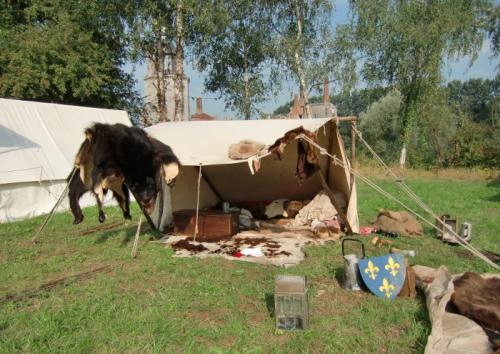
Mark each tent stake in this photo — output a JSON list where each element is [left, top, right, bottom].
[[131, 215, 142, 258]]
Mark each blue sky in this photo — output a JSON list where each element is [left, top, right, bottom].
[[127, 2, 499, 119]]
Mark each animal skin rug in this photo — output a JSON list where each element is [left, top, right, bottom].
[[161, 230, 334, 267]]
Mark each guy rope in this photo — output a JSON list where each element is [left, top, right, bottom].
[[297, 133, 500, 271]]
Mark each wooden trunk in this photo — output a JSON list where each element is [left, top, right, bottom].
[[173, 210, 239, 242]]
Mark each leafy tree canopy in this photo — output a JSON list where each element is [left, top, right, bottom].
[[0, 0, 139, 112], [343, 0, 493, 148]]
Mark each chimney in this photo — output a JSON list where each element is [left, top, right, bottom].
[[323, 79, 329, 105], [196, 97, 202, 114]]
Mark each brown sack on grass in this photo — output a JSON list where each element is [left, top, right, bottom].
[[372, 209, 423, 236]]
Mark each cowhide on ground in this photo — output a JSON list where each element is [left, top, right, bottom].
[[161, 230, 334, 267]]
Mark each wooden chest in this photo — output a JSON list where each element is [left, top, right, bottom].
[[172, 210, 239, 241]]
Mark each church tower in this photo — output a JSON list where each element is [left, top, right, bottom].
[[143, 49, 190, 124]]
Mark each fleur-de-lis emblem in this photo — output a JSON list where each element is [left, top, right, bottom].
[[379, 278, 395, 298], [384, 256, 400, 277], [364, 260, 380, 280]]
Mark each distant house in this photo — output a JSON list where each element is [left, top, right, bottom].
[[191, 97, 216, 121]]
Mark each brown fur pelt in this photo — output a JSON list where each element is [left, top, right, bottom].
[[268, 126, 319, 184], [451, 272, 500, 332]]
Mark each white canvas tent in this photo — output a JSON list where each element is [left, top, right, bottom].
[[0, 98, 131, 222], [146, 118, 359, 233]]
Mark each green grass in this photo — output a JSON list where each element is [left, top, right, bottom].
[[0, 175, 498, 353]]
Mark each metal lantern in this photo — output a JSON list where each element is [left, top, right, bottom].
[[436, 214, 458, 239], [274, 275, 308, 330], [460, 222, 472, 242]]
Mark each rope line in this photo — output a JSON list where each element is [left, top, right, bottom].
[[194, 164, 202, 241], [351, 127, 492, 260], [298, 134, 499, 270]]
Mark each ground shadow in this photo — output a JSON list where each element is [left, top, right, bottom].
[[91, 224, 139, 245], [485, 177, 500, 202], [264, 293, 275, 319]]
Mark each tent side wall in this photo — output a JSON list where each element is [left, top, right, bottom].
[[0, 181, 102, 223]]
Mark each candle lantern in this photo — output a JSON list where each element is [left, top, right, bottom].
[[274, 275, 308, 330]]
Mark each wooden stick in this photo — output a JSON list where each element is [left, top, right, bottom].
[[78, 220, 125, 236], [32, 167, 77, 243], [131, 215, 143, 258], [318, 172, 353, 234], [128, 189, 157, 231], [0, 264, 115, 304], [325, 121, 335, 184]]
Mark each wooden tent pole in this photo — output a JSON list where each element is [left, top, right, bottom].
[[325, 120, 335, 184], [318, 172, 353, 234]]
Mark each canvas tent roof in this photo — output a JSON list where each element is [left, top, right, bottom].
[[146, 118, 359, 233], [0, 98, 131, 185], [0, 98, 131, 222], [145, 118, 332, 166]]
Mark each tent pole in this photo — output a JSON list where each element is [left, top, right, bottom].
[[197, 166, 224, 202], [129, 189, 157, 231], [325, 120, 335, 184], [318, 172, 353, 234], [32, 167, 77, 243]]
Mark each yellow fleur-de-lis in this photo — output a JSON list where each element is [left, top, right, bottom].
[[379, 278, 395, 298], [364, 260, 380, 280], [384, 256, 400, 277]]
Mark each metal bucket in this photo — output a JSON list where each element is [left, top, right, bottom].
[[342, 238, 365, 291]]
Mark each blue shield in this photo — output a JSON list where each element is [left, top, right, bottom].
[[358, 254, 406, 299]]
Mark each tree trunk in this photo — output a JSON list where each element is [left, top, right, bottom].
[[294, 0, 311, 119], [243, 47, 250, 120], [155, 28, 168, 123], [174, 0, 185, 122]]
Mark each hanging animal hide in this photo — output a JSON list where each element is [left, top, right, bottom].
[[268, 126, 319, 184]]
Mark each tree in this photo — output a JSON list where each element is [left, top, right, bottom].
[[269, 0, 335, 118], [173, 0, 186, 122], [128, 0, 176, 123], [446, 76, 499, 125], [358, 90, 402, 163], [0, 0, 138, 113], [192, 0, 273, 119], [344, 0, 492, 165]]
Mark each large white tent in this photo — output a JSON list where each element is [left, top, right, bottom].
[[146, 118, 359, 232], [0, 98, 131, 222]]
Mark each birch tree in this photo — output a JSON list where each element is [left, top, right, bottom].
[[193, 0, 273, 119], [269, 0, 333, 118], [129, 1, 175, 123]]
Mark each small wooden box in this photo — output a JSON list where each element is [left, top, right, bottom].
[[173, 210, 239, 242]]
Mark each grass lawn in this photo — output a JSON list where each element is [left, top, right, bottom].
[[0, 174, 499, 353]]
